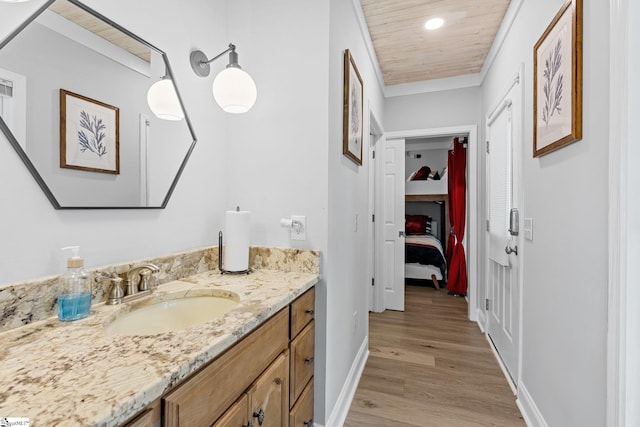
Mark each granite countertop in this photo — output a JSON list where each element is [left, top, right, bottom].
[[0, 268, 318, 426]]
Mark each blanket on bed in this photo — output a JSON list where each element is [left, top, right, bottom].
[[405, 234, 447, 276]]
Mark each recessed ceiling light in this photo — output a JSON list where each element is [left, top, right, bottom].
[[424, 17, 445, 30]]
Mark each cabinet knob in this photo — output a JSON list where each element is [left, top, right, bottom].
[[303, 419, 313, 426], [305, 309, 314, 315], [253, 408, 265, 425], [304, 357, 314, 365]]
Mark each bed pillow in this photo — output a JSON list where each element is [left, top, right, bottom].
[[405, 214, 431, 235], [411, 166, 431, 181]]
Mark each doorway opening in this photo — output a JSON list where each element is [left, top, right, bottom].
[[373, 125, 479, 320]]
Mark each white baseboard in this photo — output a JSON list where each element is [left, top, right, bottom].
[[477, 308, 487, 333], [315, 336, 369, 427], [485, 334, 517, 395], [517, 382, 549, 427]]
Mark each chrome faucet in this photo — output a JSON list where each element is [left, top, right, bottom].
[[125, 263, 160, 296], [95, 263, 160, 305]]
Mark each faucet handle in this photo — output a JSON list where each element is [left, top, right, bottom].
[[106, 276, 124, 305], [138, 269, 152, 292]]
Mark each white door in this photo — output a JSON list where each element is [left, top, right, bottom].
[[486, 77, 522, 383], [382, 138, 405, 311]]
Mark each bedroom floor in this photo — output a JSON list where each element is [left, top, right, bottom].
[[344, 285, 525, 426]]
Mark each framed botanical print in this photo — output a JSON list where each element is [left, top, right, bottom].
[[60, 89, 120, 174], [343, 49, 363, 165], [533, 0, 582, 157]]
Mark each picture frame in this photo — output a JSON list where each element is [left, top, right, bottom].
[[533, 0, 582, 157], [343, 49, 364, 166], [60, 89, 120, 174]]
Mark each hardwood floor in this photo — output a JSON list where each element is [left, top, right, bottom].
[[344, 285, 525, 427]]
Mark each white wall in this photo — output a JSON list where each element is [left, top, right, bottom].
[[481, 0, 609, 425], [0, 0, 229, 282], [222, 0, 332, 423], [326, 0, 385, 424], [405, 148, 448, 179], [384, 86, 482, 132]]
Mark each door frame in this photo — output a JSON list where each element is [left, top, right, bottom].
[[368, 110, 384, 312], [381, 124, 479, 321], [607, 0, 638, 424], [483, 64, 524, 391]]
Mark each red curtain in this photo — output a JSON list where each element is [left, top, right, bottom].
[[447, 137, 468, 295]]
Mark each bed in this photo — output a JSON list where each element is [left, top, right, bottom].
[[404, 216, 447, 289], [406, 166, 448, 196]]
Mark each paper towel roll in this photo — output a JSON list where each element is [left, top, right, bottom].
[[224, 210, 250, 272]]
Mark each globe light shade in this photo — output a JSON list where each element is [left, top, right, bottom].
[[147, 79, 184, 121], [212, 67, 257, 114]]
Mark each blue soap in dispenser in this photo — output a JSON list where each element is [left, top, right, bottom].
[[58, 246, 92, 321]]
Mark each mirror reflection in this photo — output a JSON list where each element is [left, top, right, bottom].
[[0, 0, 196, 208]]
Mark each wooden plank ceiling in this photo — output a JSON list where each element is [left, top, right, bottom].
[[49, 0, 151, 62], [360, 0, 511, 85]]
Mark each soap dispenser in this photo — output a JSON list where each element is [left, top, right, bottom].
[[57, 246, 92, 321]]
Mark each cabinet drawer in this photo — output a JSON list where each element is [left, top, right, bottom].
[[290, 288, 315, 339], [163, 308, 288, 427], [289, 321, 314, 406], [289, 379, 314, 427]]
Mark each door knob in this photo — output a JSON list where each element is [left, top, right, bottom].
[[399, 230, 405, 237], [505, 245, 518, 256]]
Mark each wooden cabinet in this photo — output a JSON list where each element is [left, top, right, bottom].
[[121, 399, 160, 427], [290, 379, 314, 427], [290, 321, 314, 404], [163, 308, 288, 426], [289, 289, 315, 425], [212, 394, 250, 427], [122, 287, 315, 427], [248, 352, 288, 427], [290, 287, 315, 339]]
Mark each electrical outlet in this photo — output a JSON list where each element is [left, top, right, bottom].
[[524, 218, 533, 241], [291, 215, 306, 241]]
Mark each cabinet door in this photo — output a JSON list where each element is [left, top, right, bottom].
[[289, 379, 313, 427], [289, 321, 314, 406], [248, 352, 288, 427], [213, 394, 250, 427]]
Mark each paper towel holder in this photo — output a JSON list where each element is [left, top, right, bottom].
[[218, 230, 251, 275]]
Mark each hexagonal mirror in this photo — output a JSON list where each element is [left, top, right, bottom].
[[0, 0, 196, 208]]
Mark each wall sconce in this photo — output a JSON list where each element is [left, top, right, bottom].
[[190, 43, 257, 114], [147, 76, 184, 121]]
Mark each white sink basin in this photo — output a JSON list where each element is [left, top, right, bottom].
[[105, 291, 240, 336]]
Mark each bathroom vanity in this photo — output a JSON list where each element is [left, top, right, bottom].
[[0, 256, 318, 427]]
